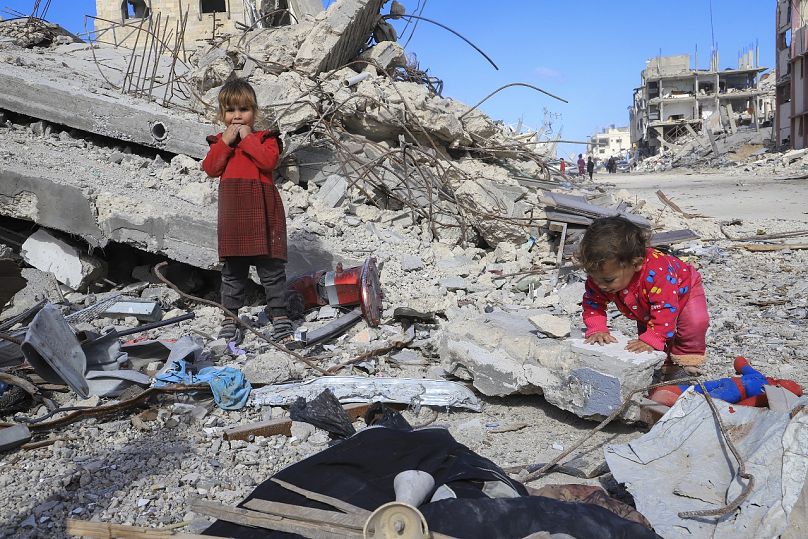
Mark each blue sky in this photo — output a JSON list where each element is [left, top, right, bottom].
[[3, 1, 775, 156]]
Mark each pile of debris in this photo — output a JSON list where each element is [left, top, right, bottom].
[[2, 1, 808, 538], [634, 125, 773, 173]]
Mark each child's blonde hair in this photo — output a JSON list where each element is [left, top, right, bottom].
[[217, 78, 258, 123]]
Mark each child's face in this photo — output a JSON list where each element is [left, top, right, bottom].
[[588, 258, 643, 294], [223, 102, 255, 129]]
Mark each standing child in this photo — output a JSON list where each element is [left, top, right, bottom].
[[559, 157, 566, 177], [576, 154, 585, 177], [586, 156, 595, 180], [576, 216, 709, 374], [202, 78, 293, 344]]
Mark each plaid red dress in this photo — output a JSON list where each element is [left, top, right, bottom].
[[202, 130, 287, 261]]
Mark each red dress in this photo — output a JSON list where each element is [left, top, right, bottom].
[[202, 130, 287, 261]]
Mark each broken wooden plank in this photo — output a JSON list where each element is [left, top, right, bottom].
[[271, 478, 373, 518], [65, 519, 223, 538], [223, 402, 374, 441], [190, 499, 360, 539], [243, 499, 366, 530]]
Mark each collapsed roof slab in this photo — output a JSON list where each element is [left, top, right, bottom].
[[0, 162, 219, 268], [0, 62, 212, 159], [0, 130, 351, 274]]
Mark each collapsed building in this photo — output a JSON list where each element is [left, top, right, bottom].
[[2, 2, 808, 538], [630, 53, 771, 156]]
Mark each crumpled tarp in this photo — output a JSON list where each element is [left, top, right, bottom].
[[605, 389, 808, 538], [250, 376, 482, 411]]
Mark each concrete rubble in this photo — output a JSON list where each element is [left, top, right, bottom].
[[0, 1, 807, 538]]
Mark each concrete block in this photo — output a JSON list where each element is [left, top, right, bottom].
[[21, 229, 105, 290], [440, 310, 665, 421], [176, 182, 216, 206], [358, 41, 407, 72], [440, 277, 467, 291], [316, 174, 347, 208], [528, 313, 571, 338], [295, 0, 386, 74], [400, 255, 423, 272]]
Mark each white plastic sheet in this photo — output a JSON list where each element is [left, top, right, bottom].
[[605, 389, 808, 538]]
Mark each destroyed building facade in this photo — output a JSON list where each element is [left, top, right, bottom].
[[630, 53, 768, 154], [774, 0, 808, 149], [93, 0, 323, 47]]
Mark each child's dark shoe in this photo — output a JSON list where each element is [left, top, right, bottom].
[[270, 316, 294, 344], [217, 320, 244, 345]]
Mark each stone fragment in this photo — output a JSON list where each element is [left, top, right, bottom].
[[176, 182, 216, 206], [316, 174, 347, 208], [400, 255, 423, 271], [358, 41, 407, 72], [440, 277, 467, 291], [20, 228, 106, 289], [528, 313, 571, 338], [440, 310, 665, 421]]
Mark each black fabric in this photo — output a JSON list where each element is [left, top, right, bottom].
[[203, 426, 660, 539], [364, 402, 412, 431], [220, 256, 287, 318], [288, 389, 355, 439]]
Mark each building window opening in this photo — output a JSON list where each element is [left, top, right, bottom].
[[200, 0, 227, 13], [122, 0, 150, 20]]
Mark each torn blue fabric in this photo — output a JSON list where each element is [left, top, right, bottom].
[[153, 359, 251, 410]]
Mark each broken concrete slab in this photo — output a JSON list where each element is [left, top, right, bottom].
[[315, 174, 348, 208], [528, 313, 571, 338], [440, 311, 665, 420], [358, 40, 407, 73], [294, 0, 386, 75], [250, 375, 481, 411], [0, 62, 212, 158], [21, 229, 105, 290]]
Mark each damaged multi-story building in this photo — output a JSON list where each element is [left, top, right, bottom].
[[630, 53, 769, 155], [774, 0, 808, 149]]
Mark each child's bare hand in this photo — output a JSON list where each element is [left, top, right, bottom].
[[238, 125, 253, 139], [584, 332, 617, 345], [222, 124, 240, 146], [626, 339, 655, 353]]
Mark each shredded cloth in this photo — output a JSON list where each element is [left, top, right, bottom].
[[152, 359, 251, 410]]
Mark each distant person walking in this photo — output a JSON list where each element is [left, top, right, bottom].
[[577, 154, 586, 177], [587, 156, 595, 180], [607, 156, 616, 174], [559, 157, 566, 177]]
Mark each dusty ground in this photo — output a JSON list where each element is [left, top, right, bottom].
[[605, 170, 808, 222], [2, 169, 807, 538]]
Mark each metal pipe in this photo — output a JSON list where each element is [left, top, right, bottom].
[[115, 312, 196, 337], [343, 71, 370, 87]]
